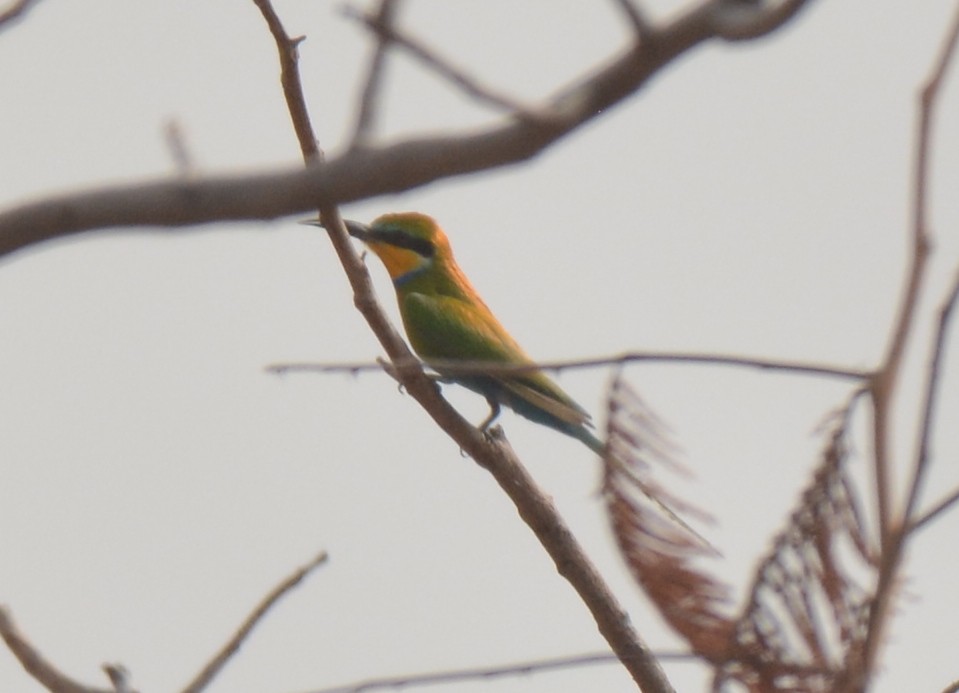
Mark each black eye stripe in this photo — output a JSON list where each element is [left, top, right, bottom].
[[370, 229, 435, 258]]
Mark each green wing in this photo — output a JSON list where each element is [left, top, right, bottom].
[[401, 291, 591, 428]]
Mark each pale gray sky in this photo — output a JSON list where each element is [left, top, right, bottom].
[[2, 1, 958, 692]]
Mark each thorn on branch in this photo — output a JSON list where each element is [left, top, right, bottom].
[[251, 0, 320, 161]]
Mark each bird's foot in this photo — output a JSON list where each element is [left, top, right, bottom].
[[482, 424, 507, 444], [477, 399, 502, 432]]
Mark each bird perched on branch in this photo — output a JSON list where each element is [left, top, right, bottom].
[[319, 212, 603, 454]]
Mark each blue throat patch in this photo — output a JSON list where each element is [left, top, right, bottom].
[[393, 264, 429, 288]]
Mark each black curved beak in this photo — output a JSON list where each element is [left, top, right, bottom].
[[343, 220, 372, 241], [300, 218, 371, 241]]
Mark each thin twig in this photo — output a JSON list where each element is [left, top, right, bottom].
[[343, 4, 544, 122], [860, 0, 959, 681], [249, 0, 367, 314], [612, 0, 651, 39], [903, 267, 959, 525], [0, 0, 41, 30], [251, 0, 319, 161], [163, 119, 195, 175], [102, 664, 135, 693], [305, 650, 692, 693], [0, 606, 114, 693], [180, 551, 329, 693], [874, 0, 959, 538], [266, 351, 872, 382], [909, 484, 959, 535], [349, 0, 400, 147], [0, 0, 814, 259]]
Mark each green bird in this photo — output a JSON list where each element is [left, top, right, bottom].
[[331, 211, 603, 454]]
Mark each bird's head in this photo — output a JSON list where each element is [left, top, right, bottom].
[[343, 212, 451, 286]]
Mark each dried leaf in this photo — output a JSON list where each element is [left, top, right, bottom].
[[601, 374, 732, 660], [601, 375, 878, 692]]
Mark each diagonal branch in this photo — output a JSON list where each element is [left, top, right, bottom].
[[909, 483, 959, 534], [859, 0, 959, 681], [0, 0, 816, 261], [903, 267, 959, 525], [251, 0, 319, 161], [344, 3, 542, 120], [0, 0, 41, 30], [180, 552, 329, 693], [348, 0, 400, 147]]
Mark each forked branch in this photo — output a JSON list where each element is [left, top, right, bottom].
[[0, 606, 115, 693], [601, 4, 959, 690], [858, 1, 959, 680], [0, 0, 815, 259]]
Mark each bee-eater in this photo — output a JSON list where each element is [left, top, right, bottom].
[[327, 212, 603, 454]]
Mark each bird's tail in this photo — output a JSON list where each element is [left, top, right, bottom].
[[573, 426, 606, 456]]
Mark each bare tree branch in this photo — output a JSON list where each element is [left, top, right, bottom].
[[903, 267, 959, 524], [0, 606, 115, 693], [251, 0, 318, 161], [348, 0, 400, 147], [0, 0, 41, 31], [611, 0, 652, 39], [0, 1, 839, 690], [344, 3, 541, 120], [180, 551, 329, 693], [162, 119, 196, 176], [909, 484, 959, 535], [305, 651, 692, 693], [267, 351, 872, 381], [0, 0, 815, 261], [859, 0, 959, 681]]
